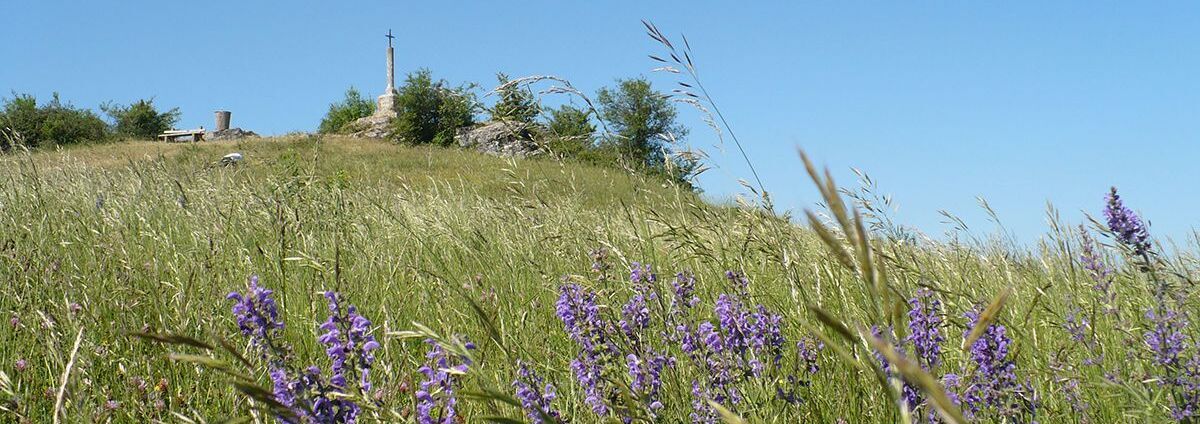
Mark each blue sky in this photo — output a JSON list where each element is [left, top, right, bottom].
[[3, 2, 1198, 243]]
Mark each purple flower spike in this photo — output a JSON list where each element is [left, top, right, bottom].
[[417, 338, 472, 424], [513, 360, 562, 423], [907, 289, 945, 371], [226, 276, 284, 351], [1104, 187, 1151, 256], [961, 308, 1032, 420]]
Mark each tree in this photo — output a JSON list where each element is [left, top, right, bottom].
[[544, 105, 595, 157], [0, 93, 40, 150], [102, 98, 181, 139], [491, 73, 539, 123], [318, 87, 374, 134], [0, 92, 108, 150], [595, 78, 687, 170], [389, 69, 478, 146]]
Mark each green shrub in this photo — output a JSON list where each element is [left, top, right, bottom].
[[596, 78, 688, 170], [318, 87, 374, 134], [0, 92, 108, 150], [490, 73, 540, 123], [0, 94, 40, 150], [102, 98, 181, 139], [543, 104, 595, 158], [389, 69, 478, 146]]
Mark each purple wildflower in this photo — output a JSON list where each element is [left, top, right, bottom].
[[226, 276, 284, 351], [317, 292, 380, 395], [1104, 187, 1151, 256], [672, 272, 699, 311], [1079, 226, 1116, 313], [1145, 307, 1188, 368], [798, 337, 823, 375], [715, 294, 751, 356], [685, 271, 791, 418], [961, 309, 1028, 420], [557, 283, 618, 416], [619, 292, 651, 340], [1064, 308, 1089, 345], [227, 281, 378, 423], [907, 289, 945, 371], [626, 350, 672, 411], [14, 359, 27, 372], [513, 360, 561, 424], [416, 338, 474, 424], [690, 381, 719, 424], [1170, 354, 1200, 421]]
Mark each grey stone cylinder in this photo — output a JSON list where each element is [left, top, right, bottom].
[[214, 111, 231, 131]]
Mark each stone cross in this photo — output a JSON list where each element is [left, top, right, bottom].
[[372, 29, 399, 119], [385, 29, 396, 93]]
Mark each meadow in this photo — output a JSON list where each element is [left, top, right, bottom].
[[0, 135, 1195, 423]]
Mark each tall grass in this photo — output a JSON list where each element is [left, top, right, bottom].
[[0, 133, 1194, 422]]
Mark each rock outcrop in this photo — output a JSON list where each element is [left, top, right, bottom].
[[346, 115, 392, 139], [207, 128, 259, 141], [454, 121, 541, 158]]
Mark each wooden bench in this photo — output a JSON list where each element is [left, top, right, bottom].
[[157, 128, 206, 142]]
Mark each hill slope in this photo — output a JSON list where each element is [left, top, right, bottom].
[[0, 136, 1174, 422]]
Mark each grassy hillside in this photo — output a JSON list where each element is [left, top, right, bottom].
[[0, 137, 1192, 422]]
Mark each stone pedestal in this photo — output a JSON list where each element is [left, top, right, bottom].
[[375, 93, 397, 119]]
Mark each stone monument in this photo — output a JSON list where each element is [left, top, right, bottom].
[[375, 30, 398, 118], [349, 30, 401, 138]]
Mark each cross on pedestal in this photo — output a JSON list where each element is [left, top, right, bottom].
[[384, 29, 396, 93]]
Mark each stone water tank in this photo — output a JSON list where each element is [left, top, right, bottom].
[[214, 110, 231, 131]]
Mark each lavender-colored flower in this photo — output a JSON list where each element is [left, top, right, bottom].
[[672, 272, 699, 311], [14, 359, 27, 372], [270, 367, 299, 409], [227, 282, 377, 423], [724, 270, 750, 298], [869, 325, 892, 373], [556, 284, 607, 350], [936, 373, 964, 423], [715, 294, 751, 356], [619, 292, 651, 340], [961, 309, 1024, 420], [630, 262, 655, 286], [570, 353, 609, 416], [626, 350, 672, 410], [317, 291, 380, 396], [686, 271, 792, 419], [1143, 301, 1200, 420], [104, 399, 119, 411], [907, 289, 945, 371], [1064, 308, 1089, 344], [798, 337, 823, 375], [1145, 307, 1189, 368], [557, 283, 620, 416], [590, 248, 611, 281], [513, 360, 561, 423], [416, 338, 474, 424], [1104, 187, 1151, 256], [1170, 354, 1200, 421], [226, 276, 283, 351], [690, 380, 719, 424], [1078, 226, 1117, 313]]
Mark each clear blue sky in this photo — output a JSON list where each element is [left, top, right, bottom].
[[3, 2, 1198, 244]]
